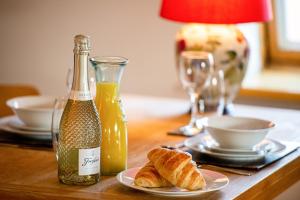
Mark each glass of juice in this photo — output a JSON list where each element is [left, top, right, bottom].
[[90, 56, 128, 176]]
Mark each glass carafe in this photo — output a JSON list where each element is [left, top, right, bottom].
[[90, 56, 128, 176]]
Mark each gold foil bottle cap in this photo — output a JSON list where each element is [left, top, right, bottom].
[[73, 34, 91, 54]]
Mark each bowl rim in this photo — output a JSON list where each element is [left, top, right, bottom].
[[6, 95, 55, 112], [205, 116, 275, 133]]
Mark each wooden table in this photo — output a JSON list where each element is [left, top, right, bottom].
[[0, 95, 299, 200]]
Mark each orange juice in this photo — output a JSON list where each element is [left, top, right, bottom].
[[95, 82, 127, 175]]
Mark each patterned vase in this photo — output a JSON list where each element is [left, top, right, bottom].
[[176, 24, 249, 115]]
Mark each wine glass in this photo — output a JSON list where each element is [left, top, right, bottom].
[[178, 51, 214, 136], [51, 97, 67, 160], [201, 69, 225, 116]]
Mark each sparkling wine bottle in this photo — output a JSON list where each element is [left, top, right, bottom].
[[57, 35, 101, 185]]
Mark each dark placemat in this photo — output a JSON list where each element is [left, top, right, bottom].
[[188, 141, 299, 170], [0, 130, 52, 148]]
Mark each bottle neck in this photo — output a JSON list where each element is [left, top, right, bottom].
[[69, 53, 92, 100]]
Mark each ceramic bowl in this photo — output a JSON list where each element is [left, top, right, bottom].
[[6, 95, 55, 129], [205, 116, 275, 149]]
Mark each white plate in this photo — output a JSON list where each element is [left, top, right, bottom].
[[208, 142, 271, 154], [8, 116, 50, 132], [0, 116, 51, 139], [192, 144, 265, 161], [196, 135, 270, 154], [184, 134, 285, 161], [116, 167, 229, 197]]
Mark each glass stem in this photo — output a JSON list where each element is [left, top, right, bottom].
[[189, 92, 202, 127]]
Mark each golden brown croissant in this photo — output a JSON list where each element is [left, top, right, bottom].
[[134, 162, 172, 188], [148, 148, 206, 190]]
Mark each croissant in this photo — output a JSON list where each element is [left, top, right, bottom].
[[134, 162, 172, 188], [148, 148, 206, 191]]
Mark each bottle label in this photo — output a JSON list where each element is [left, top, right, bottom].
[[69, 90, 92, 101], [78, 147, 100, 176]]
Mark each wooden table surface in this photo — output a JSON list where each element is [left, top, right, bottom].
[[0, 94, 299, 200]]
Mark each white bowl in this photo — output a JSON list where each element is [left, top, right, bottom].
[[205, 116, 275, 150], [6, 95, 55, 129]]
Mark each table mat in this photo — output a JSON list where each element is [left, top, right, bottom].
[[0, 116, 52, 148], [0, 130, 52, 148], [189, 141, 299, 170]]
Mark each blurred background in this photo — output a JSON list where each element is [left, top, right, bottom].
[[1, 0, 299, 110], [0, 0, 299, 198], [0, 0, 262, 98]]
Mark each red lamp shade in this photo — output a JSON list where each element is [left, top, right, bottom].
[[160, 0, 272, 24]]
